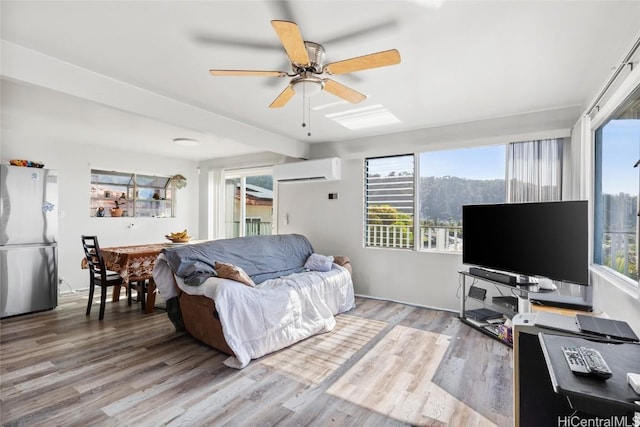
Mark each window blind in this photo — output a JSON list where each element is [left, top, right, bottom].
[[365, 154, 415, 249]]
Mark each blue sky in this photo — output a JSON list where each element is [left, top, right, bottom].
[[419, 127, 639, 196], [602, 120, 639, 196], [370, 130, 638, 196], [420, 145, 505, 180]]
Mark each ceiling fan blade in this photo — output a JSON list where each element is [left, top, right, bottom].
[[271, 20, 310, 66], [324, 49, 401, 75], [323, 79, 366, 104], [269, 85, 296, 108], [264, 61, 294, 87], [209, 70, 288, 77]]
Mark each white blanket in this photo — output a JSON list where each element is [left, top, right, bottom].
[[153, 254, 355, 369]]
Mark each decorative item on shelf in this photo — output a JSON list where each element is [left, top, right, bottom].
[[169, 174, 187, 189], [96, 207, 105, 217], [110, 200, 124, 217]]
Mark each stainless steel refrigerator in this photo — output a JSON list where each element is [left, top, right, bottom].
[[0, 164, 58, 318]]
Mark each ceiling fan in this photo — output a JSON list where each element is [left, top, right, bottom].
[[209, 20, 401, 108]]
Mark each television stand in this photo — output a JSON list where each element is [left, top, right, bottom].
[[458, 270, 540, 347]]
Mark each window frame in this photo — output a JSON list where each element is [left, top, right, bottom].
[[90, 169, 175, 218], [364, 154, 416, 250], [591, 92, 639, 288], [365, 141, 571, 254], [220, 167, 275, 239]]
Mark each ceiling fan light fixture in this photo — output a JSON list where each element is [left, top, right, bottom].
[[291, 76, 324, 97], [209, 20, 401, 108]]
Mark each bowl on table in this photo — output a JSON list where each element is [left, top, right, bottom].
[[165, 235, 192, 243]]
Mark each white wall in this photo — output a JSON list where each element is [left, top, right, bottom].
[[277, 158, 464, 311], [1, 137, 199, 292]]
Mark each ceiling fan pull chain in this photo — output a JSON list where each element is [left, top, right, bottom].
[[301, 83, 307, 129], [307, 98, 312, 137]]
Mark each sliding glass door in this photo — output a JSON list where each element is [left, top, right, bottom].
[[223, 169, 274, 238]]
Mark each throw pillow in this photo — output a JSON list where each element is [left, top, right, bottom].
[[214, 261, 256, 287], [304, 253, 334, 272]]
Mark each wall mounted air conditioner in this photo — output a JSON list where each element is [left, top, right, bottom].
[[273, 158, 341, 183]]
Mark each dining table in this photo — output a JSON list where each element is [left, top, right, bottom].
[[81, 242, 172, 313]]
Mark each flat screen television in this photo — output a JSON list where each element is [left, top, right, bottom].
[[462, 200, 589, 285]]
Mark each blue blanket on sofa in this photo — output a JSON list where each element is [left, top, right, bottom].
[[161, 234, 314, 285]]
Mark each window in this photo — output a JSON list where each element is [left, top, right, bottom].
[[223, 169, 274, 238], [365, 143, 565, 252], [365, 155, 415, 249], [90, 169, 175, 217], [593, 89, 639, 284], [419, 146, 506, 251]]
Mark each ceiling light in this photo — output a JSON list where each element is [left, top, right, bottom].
[[291, 76, 324, 97], [173, 138, 200, 147]]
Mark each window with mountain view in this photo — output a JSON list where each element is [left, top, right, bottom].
[[593, 89, 639, 285], [364, 147, 506, 251], [419, 146, 506, 251]]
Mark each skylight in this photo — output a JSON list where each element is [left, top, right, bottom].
[[325, 104, 401, 131]]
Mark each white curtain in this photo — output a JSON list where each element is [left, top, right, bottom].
[[507, 139, 564, 202]]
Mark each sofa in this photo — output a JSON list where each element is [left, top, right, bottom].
[[153, 234, 355, 368]]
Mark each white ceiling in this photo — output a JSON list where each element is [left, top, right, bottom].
[[1, 1, 639, 161]]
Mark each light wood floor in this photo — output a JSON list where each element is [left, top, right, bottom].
[[1, 292, 512, 426]]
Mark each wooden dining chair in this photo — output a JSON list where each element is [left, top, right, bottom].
[[128, 280, 148, 311], [81, 235, 124, 320]]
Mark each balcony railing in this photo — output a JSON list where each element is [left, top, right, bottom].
[[365, 224, 462, 251], [365, 224, 413, 248], [226, 221, 272, 238], [602, 229, 637, 281], [420, 226, 462, 251]]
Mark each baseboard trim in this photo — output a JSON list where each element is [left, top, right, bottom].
[[354, 293, 458, 315]]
